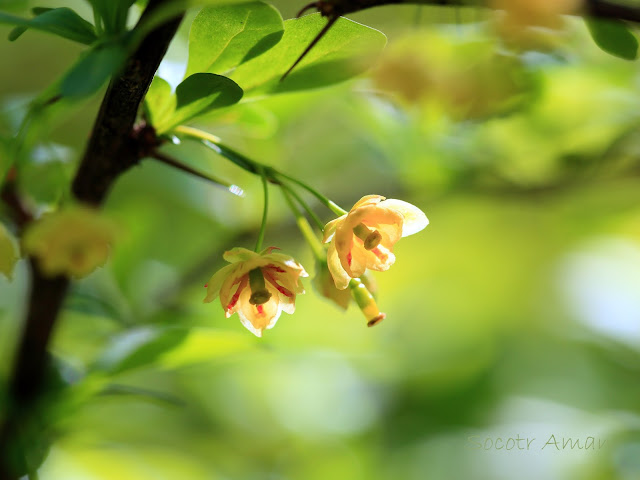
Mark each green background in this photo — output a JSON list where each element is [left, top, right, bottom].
[[1, 1, 640, 479]]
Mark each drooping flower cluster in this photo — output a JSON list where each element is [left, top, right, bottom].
[[204, 247, 308, 337], [205, 195, 427, 336]]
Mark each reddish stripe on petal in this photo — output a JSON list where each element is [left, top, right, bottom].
[[263, 270, 294, 298], [265, 264, 286, 273], [257, 304, 264, 315], [347, 252, 352, 267], [226, 276, 248, 313], [371, 248, 388, 262]]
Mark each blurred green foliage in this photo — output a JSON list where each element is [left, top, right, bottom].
[[2, 1, 640, 479]]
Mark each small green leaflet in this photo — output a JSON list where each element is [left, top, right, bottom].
[[1, 7, 97, 44], [84, 0, 135, 34], [586, 18, 638, 61], [185, 1, 284, 77], [145, 73, 244, 133], [61, 42, 127, 98], [230, 13, 387, 97]]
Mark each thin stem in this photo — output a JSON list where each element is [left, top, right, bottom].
[[174, 125, 349, 216], [279, 182, 325, 231], [255, 167, 269, 252], [150, 150, 244, 196], [280, 186, 326, 261], [272, 171, 348, 216], [173, 125, 261, 174]]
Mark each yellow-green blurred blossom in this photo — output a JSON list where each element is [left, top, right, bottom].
[[371, 33, 533, 119], [491, 0, 582, 47], [204, 247, 308, 337], [0, 223, 18, 279], [323, 195, 428, 290], [23, 205, 118, 278], [349, 277, 385, 327]]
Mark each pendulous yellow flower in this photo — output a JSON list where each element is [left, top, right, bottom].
[[323, 195, 428, 289], [204, 247, 308, 337], [23, 205, 118, 278]]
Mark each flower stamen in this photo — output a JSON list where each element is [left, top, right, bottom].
[[353, 223, 382, 250], [263, 270, 294, 298], [249, 268, 272, 305]]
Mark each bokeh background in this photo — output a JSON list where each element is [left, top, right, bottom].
[[2, 1, 640, 479]]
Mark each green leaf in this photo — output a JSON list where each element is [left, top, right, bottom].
[[230, 13, 387, 98], [144, 76, 175, 129], [0, 8, 97, 44], [91, 326, 254, 374], [0, 223, 18, 280], [185, 1, 284, 77], [60, 43, 127, 98], [586, 18, 638, 61], [149, 73, 244, 133], [85, 0, 135, 34]]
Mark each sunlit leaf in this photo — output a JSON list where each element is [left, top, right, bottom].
[[185, 1, 284, 77], [230, 13, 386, 97], [144, 76, 175, 128], [1, 7, 97, 44], [149, 73, 244, 133], [586, 18, 638, 61]]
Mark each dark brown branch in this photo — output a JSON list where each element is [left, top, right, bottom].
[[71, 4, 184, 205], [0, 2, 184, 479]]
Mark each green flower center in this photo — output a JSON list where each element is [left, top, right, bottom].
[[353, 223, 382, 250], [248, 268, 272, 305]]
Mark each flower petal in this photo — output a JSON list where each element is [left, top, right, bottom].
[[379, 199, 428, 237], [263, 252, 309, 277], [322, 215, 346, 243], [327, 241, 351, 290], [352, 195, 385, 210], [236, 282, 282, 337], [203, 263, 236, 303], [223, 247, 260, 264]]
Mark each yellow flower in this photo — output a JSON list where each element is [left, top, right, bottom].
[[204, 247, 308, 337], [323, 195, 428, 289], [23, 205, 118, 278]]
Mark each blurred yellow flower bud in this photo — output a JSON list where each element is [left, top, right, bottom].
[[0, 223, 18, 279], [23, 205, 118, 278]]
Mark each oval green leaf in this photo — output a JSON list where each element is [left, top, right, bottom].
[[60, 43, 127, 98], [1, 7, 97, 44], [586, 18, 638, 61], [153, 73, 244, 133], [186, 1, 284, 77], [230, 13, 387, 98]]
